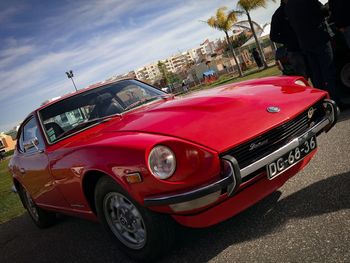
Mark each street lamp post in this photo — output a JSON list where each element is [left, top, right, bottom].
[[65, 70, 78, 92]]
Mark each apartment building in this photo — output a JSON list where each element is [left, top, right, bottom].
[[135, 62, 160, 81], [165, 52, 192, 73], [110, 38, 219, 83], [108, 71, 137, 82], [199, 39, 216, 55]]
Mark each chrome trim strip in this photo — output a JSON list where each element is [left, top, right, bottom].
[[144, 169, 234, 206], [239, 98, 339, 179], [240, 117, 330, 178], [144, 101, 337, 207], [222, 155, 241, 196]]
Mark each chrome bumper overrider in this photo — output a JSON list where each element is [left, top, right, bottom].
[[144, 100, 339, 208]]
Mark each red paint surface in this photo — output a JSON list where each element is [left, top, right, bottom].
[[172, 150, 316, 228], [9, 76, 329, 227]]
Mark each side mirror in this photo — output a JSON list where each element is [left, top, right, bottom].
[[23, 137, 42, 152]]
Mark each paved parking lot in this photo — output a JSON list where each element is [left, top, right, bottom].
[[1, 110, 349, 263]]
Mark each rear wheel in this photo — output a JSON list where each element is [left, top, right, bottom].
[[95, 176, 176, 262], [20, 186, 56, 228]]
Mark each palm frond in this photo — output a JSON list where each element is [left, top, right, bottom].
[[205, 6, 241, 32], [207, 17, 217, 29], [237, 0, 276, 11], [227, 10, 242, 23]]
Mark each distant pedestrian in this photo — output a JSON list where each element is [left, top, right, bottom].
[[182, 80, 188, 92], [252, 48, 263, 68], [270, 0, 308, 78], [285, 0, 339, 103], [329, 0, 350, 49]]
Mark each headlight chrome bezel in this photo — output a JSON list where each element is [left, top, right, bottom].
[[148, 145, 176, 180]]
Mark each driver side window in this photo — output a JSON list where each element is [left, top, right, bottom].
[[19, 117, 45, 154]]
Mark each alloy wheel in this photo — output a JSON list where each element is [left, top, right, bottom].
[[103, 192, 147, 250], [25, 191, 39, 221]]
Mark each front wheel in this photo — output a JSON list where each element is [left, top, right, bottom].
[[20, 186, 56, 228], [95, 176, 176, 262]]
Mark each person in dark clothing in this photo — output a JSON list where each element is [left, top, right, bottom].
[[329, 0, 350, 48], [252, 48, 263, 68], [285, 0, 339, 104], [270, 0, 307, 78]]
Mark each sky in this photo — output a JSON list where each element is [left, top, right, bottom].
[[0, 0, 283, 132]]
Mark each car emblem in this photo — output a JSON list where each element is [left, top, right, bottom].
[[267, 106, 280, 113], [308, 107, 316, 119], [249, 139, 269, 151]]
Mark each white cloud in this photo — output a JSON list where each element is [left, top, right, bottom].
[[0, 1, 230, 100], [0, 0, 279, 130], [0, 44, 35, 69]]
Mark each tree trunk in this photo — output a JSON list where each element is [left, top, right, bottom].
[[246, 10, 268, 69], [225, 31, 243, 77]]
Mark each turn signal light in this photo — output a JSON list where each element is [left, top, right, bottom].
[[125, 173, 142, 184]]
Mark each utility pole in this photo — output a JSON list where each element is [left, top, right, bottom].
[[65, 70, 77, 92]]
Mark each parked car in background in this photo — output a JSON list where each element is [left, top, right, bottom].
[[9, 77, 338, 261]]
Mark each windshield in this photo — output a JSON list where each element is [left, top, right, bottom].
[[39, 79, 166, 143]]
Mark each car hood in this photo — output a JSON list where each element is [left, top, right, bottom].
[[104, 80, 326, 153]]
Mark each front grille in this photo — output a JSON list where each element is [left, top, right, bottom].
[[221, 99, 326, 169]]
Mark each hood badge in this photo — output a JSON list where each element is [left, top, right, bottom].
[[267, 106, 280, 113], [308, 107, 316, 119]]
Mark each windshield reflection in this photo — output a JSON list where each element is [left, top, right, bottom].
[[39, 80, 166, 143]]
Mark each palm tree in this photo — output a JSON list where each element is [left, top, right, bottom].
[[237, 0, 275, 69], [206, 7, 243, 77]]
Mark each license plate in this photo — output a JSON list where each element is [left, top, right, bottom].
[[267, 136, 317, 180]]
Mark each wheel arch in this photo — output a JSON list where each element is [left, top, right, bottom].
[[82, 170, 124, 215], [12, 177, 27, 209], [13, 177, 21, 191]]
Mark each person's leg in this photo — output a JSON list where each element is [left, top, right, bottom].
[[343, 26, 350, 49], [305, 50, 324, 89], [316, 41, 339, 103], [288, 51, 308, 78]]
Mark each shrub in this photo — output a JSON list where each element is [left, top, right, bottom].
[[4, 150, 14, 157]]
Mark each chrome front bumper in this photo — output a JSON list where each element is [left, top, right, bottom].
[[144, 100, 339, 208]]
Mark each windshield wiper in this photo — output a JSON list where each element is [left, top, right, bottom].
[[124, 96, 168, 111]]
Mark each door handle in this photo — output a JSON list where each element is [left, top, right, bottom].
[[20, 168, 26, 175]]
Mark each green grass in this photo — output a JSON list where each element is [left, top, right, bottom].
[[0, 159, 25, 224], [185, 66, 280, 93], [205, 66, 280, 89]]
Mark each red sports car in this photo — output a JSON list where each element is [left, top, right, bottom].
[[9, 77, 338, 261]]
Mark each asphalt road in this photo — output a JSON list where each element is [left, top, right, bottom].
[[1, 110, 350, 263]]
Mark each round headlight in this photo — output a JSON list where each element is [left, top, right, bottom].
[[148, 145, 176, 180]]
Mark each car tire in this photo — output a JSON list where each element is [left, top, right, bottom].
[[20, 185, 56, 228], [340, 62, 350, 88], [95, 176, 176, 262]]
